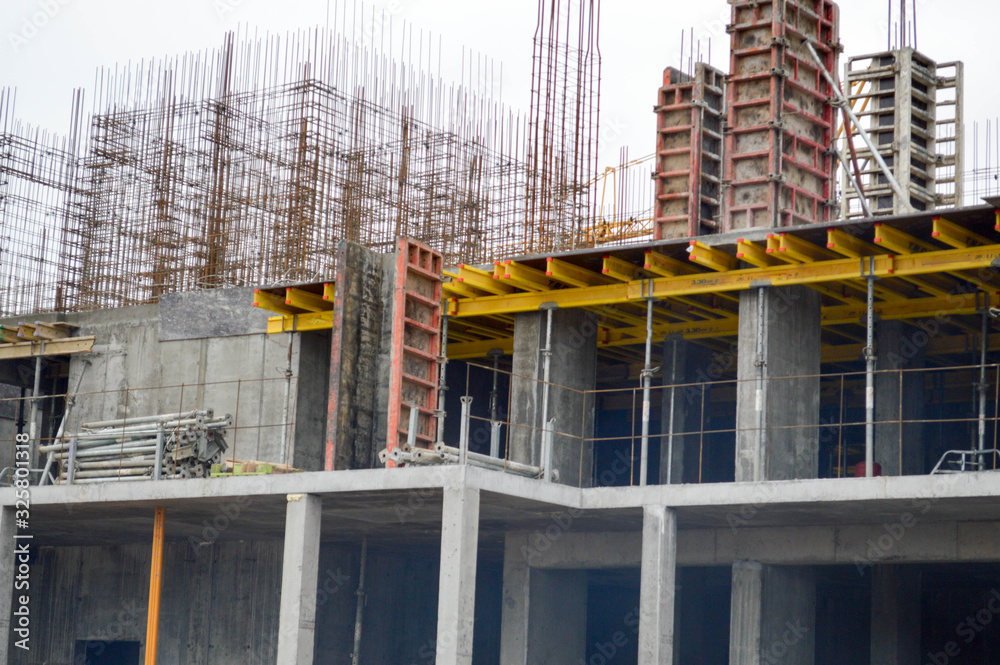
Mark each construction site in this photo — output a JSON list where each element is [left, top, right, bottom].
[[4, 0, 1000, 663]]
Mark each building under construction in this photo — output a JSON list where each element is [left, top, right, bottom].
[[5, 0, 1000, 663]]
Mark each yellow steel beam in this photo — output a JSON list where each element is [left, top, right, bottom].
[[449, 246, 1000, 318], [0, 336, 96, 359], [546, 257, 613, 287], [0, 325, 20, 344], [823, 292, 980, 326], [688, 240, 737, 272], [448, 337, 514, 360], [455, 264, 514, 295], [873, 223, 937, 254], [253, 290, 300, 316], [603, 254, 643, 282], [443, 275, 483, 299], [932, 216, 994, 248], [30, 321, 73, 340], [324, 283, 336, 302], [284, 287, 331, 313], [599, 316, 740, 345], [643, 250, 699, 277], [775, 233, 840, 263], [826, 229, 880, 258], [266, 311, 335, 333], [736, 239, 781, 268], [496, 260, 551, 291]]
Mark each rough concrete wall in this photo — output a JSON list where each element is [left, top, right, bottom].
[[527, 569, 588, 664], [4, 288, 329, 469], [327, 242, 387, 470], [736, 286, 821, 481], [509, 309, 597, 487], [293, 331, 331, 472], [660, 338, 715, 485], [14, 540, 283, 665]]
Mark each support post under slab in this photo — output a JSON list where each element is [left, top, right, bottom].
[[144, 507, 166, 665], [638, 505, 677, 664], [865, 259, 877, 477], [435, 485, 481, 665], [0, 506, 16, 663], [639, 285, 659, 486], [276, 494, 322, 665]]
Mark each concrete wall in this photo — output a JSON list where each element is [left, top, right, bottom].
[[1, 287, 330, 471]]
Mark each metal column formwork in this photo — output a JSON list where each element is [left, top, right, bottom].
[[724, 0, 841, 231], [842, 48, 965, 218], [653, 63, 726, 240]]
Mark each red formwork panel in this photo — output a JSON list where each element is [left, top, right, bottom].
[[385, 238, 443, 466], [654, 63, 726, 240], [724, 0, 841, 231]]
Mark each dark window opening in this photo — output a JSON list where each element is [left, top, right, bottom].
[[73, 640, 141, 665]]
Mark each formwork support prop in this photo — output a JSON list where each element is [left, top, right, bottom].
[[864, 257, 877, 478], [144, 507, 166, 665], [978, 304, 990, 457], [665, 336, 681, 485], [488, 348, 504, 458], [639, 281, 660, 486], [540, 303, 557, 482], [753, 284, 769, 483]]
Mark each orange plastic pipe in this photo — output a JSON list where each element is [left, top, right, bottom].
[[144, 507, 166, 665]]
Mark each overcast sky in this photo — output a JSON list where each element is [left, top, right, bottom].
[[3, 0, 999, 172]]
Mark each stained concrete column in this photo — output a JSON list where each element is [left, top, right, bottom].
[[639, 505, 677, 664], [499, 534, 588, 665], [509, 308, 598, 486], [436, 485, 480, 665], [871, 565, 921, 665], [0, 506, 15, 663], [660, 338, 714, 484], [736, 286, 822, 481], [276, 493, 322, 665], [875, 321, 926, 475], [729, 562, 816, 665]]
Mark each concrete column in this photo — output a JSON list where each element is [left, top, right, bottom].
[[871, 565, 921, 665], [736, 286, 822, 482], [276, 493, 322, 665], [436, 485, 481, 665], [875, 321, 926, 475], [660, 338, 713, 484], [729, 562, 815, 665], [500, 534, 531, 665], [0, 506, 15, 662], [499, 534, 588, 665], [639, 505, 677, 664], [509, 308, 598, 486]]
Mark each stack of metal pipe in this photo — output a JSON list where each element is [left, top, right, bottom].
[[40, 410, 231, 484]]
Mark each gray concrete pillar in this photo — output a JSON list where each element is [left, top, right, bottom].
[[729, 562, 815, 665], [875, 321, 926, 475], [500, 534, 531, 665], [660, 338, 714, 484], [736, 286, 822, 481], [276, 493, 322, 665], [639, 505, 677, 664], [509, 308, 597, 486], [499, 534, 588, 665], [0, 506, 15, 662], [871, 565, 921, 665], [436, 485, 481, 665]]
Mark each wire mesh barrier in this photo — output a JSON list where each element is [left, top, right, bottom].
[[0, 376, 297, 485], [399, 360, 1000, 488]]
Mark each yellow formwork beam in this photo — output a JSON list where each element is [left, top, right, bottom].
[[546, 257, 612, 287], [443, 274, 483, 299], [932, 216, 994, 248], [448, 246, 1000, 318], [495, 261, 551, 291], [688, 241, 737, 272], [266, 311, 335, 333], [874, 223, 937, 254], [448, 337, 514, 360], [774, 233, 839, 263], [284, 287, 331, 313], [736, 239, 780, 268], [254, 290, 299, 316], [603, 255, 642, 282], [643, 250, 698, 277], [455, 264, 514, 295]]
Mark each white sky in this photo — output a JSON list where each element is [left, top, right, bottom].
[[2, 0, 999, 171]]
